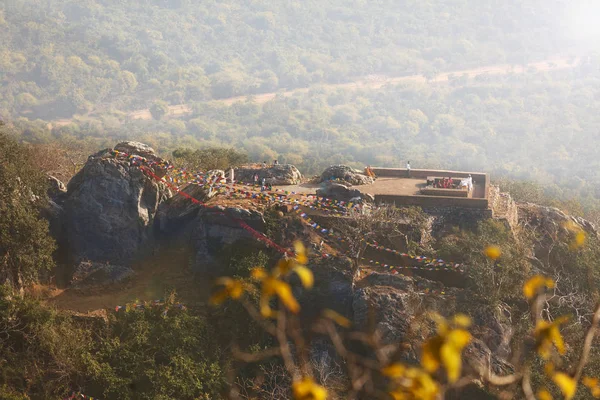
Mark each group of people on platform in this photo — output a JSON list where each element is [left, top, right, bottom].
[[433, 174, 473, 191], [435, 177, 456, 189]]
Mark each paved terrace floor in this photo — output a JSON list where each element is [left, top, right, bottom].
[[277, 177, 486, 199]]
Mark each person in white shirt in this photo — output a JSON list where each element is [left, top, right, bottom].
[[406, 161, 411, 177]]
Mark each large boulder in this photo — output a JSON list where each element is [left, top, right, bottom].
[[64, 143, 171, 266], [353, 286, 413, 344], [234, 164, 302, 185], [43, 175, 68, 240], [114, 141, 158, 160], [316, 181, 374, 203], [296, 257, 355, 319], [319, 165, 374, 186], [155, 199, 266, 274], [71, 261, 135, 290], [191, 207, 266, 274], [519, 203, 597, 238], [155, 183, 217, 235], [114, 141, 170, 178]]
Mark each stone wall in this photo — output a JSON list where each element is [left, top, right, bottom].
[[372, 167, 487, 182], [375, 194, 489, 209], [488, 185, 519, 229]]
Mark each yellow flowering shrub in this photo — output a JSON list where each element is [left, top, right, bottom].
[[209, 242, 600, 400]]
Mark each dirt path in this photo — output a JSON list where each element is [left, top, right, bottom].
[[47, 245, 210, 313], [49, 56, 579, 127]]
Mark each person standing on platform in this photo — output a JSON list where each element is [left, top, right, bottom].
[[406, 161, 411, 177]]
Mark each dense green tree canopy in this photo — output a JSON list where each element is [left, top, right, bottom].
[[0, 0, 589, 118], [0, 123, 55, 288]]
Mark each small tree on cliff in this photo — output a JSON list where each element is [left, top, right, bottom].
[[0, 122, 55, 289]]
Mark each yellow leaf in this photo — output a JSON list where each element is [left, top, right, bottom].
[[552, 372, 577, 400], [323, 309, 351, 328], [259, 295, 274, 318], [584, 376, 599, 389], [251, 267, 268, 280], [275, 258, 293, 275], [570, 230, 587, 250], [294, 241, 308, 265], [270, 279, 300, 313], [382, 363, 407, 378], [210, 278, 244, 304], [536, 316, 569, 359], [229, 281, 244, 299], [209, 288, 229, 305], [523, 275, 555, 299], [452, 314, 472, 328], [389, 391, 410, 400], [484, 245, 501, 260], [440, 331, 471, 384], [421, 336, 442, 373], [430, 313, 450, 336], [446, 329, 471, 349], [440, 342, 462, 382], [293, 265, 314, 289], [292, 377, 327, 400], [538, 388, 553, 400]]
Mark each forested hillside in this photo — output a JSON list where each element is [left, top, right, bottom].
[[0, 0, 585, 119], [11, 60, 600, 219]]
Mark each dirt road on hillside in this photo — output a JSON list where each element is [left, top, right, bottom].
[[50, 57, 580, 127]]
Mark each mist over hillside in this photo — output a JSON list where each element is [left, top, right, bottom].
[[3, 1, 600, 204], [0, 0, 582, 116]]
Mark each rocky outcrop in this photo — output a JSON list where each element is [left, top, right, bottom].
[[234, 164, 302, 185], [71, 261, 135, 290], [190, 207, 265, 274], [156, 196, 266, 274], [353, 286, 413, 344], [316, 181, 374, 203], [155, 184, 217, 234], [43, 175, 68, 241], [319, 165, 374, 186], [519, 203, 597, 237], [360, 272, 415, 291], [47, 175, 67, 203], [297, 257, 355, 318], [114, 141, 169, 177], [64, 143, 171, 266]]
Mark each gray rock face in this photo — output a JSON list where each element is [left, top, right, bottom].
[[190, 207, 266, 274], [361, 271, 415, 291], [71, 261, 135, 289], [43, 175, 68, 243], [316, 181, 374, 203], [155, 199, 266, 274], [114, 141, 158, 160], [353, 286, 412, 344], [47, 175, 67, 203], [519, 203, 597, 237], [297, 257, 355, 318], [319, 165, 374, 186], [155, 183, 217, 235], [64, 145, 171, 266], [234, 164, 302, 185]]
